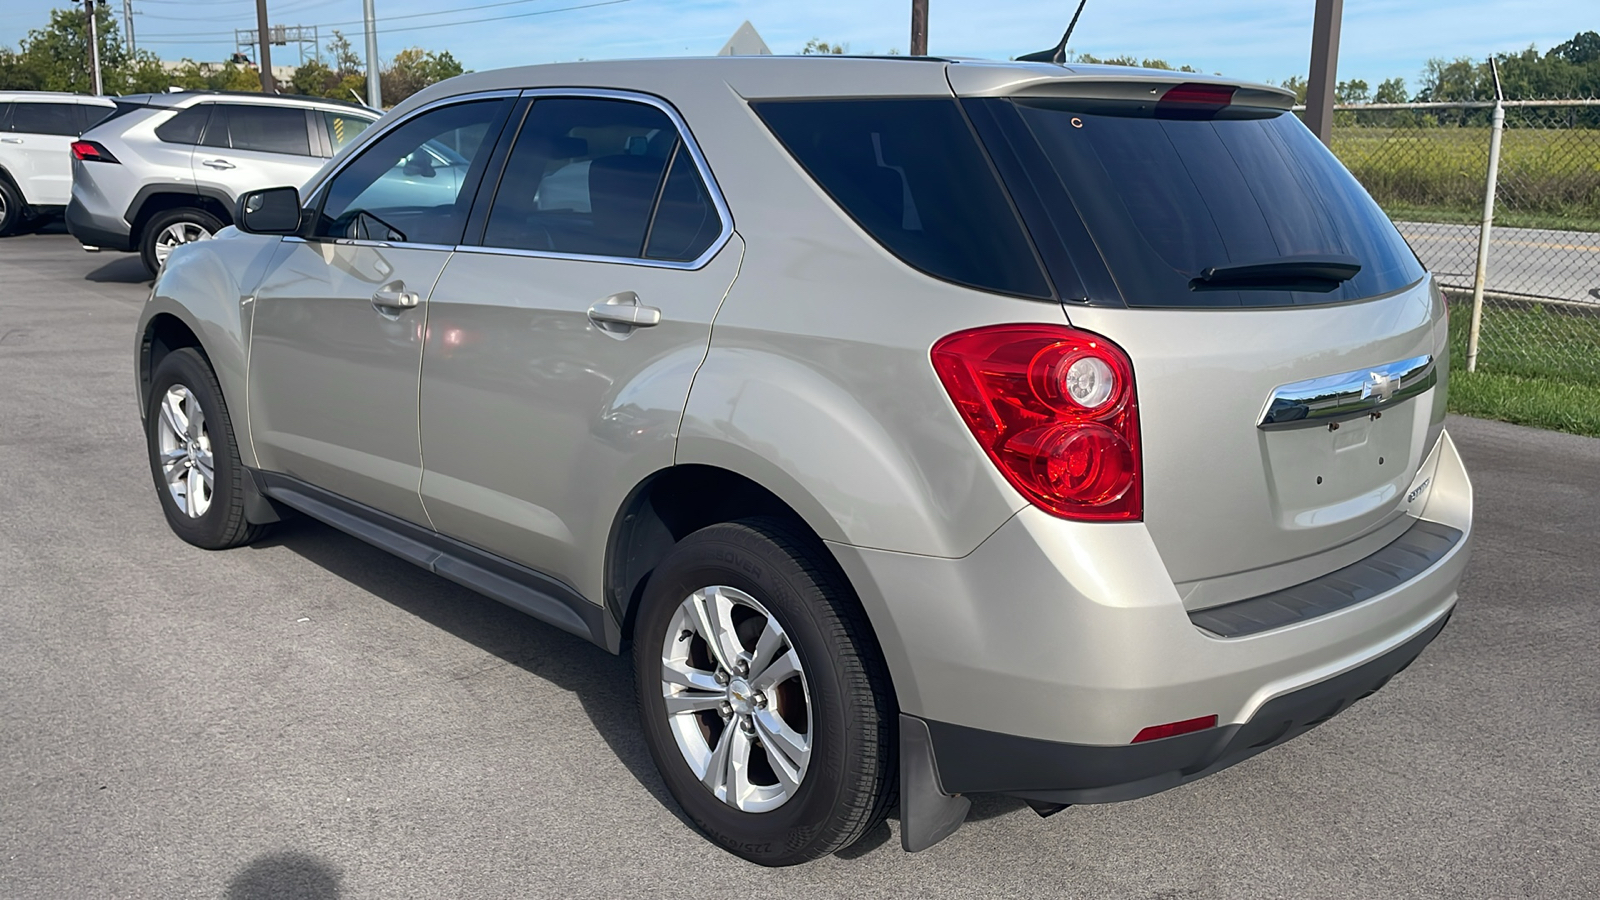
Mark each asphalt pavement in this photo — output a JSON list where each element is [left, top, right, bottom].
[[1396, 220, 1600, 302], [2, 230, 1598, 899]]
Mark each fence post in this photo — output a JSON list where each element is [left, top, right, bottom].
[[1465, 59, 1505, 373]]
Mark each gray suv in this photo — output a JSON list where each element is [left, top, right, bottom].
[[67, 91, 378, 274], [134, 58, 1473, 866]]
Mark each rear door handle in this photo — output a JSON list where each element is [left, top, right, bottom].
[[371, 286, 420, 313], [201, 158, 236, 170], [0, 138, 21, 144], [587, 291, 661, 331]]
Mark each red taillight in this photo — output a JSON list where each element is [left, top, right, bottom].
[[1132, 715, 1218, 743], [1158, 83, 1237, 109], [71, 140, 118, 163], [931, 325, 1141, 521]]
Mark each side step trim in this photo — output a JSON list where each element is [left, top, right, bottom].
[[253, 471, 611, 650], [1189, 518, 1464, 638]]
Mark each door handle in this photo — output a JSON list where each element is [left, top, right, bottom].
[[201, 158, 236, 170], [371, 286, 420, 312], [587, 292, 662, 331], [0, 138, 21, 144]]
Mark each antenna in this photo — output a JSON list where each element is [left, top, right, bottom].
[[1017, 0, 1089, 65]]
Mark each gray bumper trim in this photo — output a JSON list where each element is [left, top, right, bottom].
[[1190, 518, 1464, 638]]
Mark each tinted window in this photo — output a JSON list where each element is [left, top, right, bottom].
[[324, 110, 374, 154], [317, 99, 505, 246], [644, 146, 721, 261], [484, 98, 677, 258], [155, 106, 209, 145], [753, 99, 1051, 299], [78, 104, 113, 132], [11, 102, 82, 136], [208, 105, 310, 155], [995, 98, 1425, 308]]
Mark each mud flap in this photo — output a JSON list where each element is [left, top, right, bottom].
[[899, 714, 972, 852]]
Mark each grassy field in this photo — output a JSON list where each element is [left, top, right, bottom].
[[1333, 126, 1600, 233], [1445, 295, 1600, 437]]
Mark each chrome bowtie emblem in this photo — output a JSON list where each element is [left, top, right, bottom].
[[1361, 371, 1396, 402]]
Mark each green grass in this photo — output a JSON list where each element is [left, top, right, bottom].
[[1444, 296, 1600, 437], [1332, 126, 1600, 232]]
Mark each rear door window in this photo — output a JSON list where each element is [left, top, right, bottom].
[[752, 98, 1051, 300], [981, 97, 1424, 308], [482, 97, 686, 259], [212, 105, 312, 155], [10, 102, 82, 136], [78, 104, 113, 133], [324, 110, 374, 154]]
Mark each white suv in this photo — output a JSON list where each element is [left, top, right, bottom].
[[0, 92, 116, 235], [66, 91, 378, 274]]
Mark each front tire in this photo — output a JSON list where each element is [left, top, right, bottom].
[[144, 347, 268, 549], [140, 208, 220, 275], [634, 518, 896, 866], [0, 180, 26, 237]]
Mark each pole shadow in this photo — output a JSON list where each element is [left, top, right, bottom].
[[225, 851, 342, 900]]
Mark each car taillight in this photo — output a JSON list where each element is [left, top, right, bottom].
[[932, 325, 1141, 521], [71, 140, 118, 163]]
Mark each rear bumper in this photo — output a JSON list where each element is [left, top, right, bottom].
[[920, 606, 1450, 802], [832, 428, 1472, 797], [66, 197, 133, 252]]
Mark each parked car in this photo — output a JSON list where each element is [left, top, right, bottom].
[[0, 91, 116, 235], [134, 57, 1474, 866], [67, 90, 379, 274]]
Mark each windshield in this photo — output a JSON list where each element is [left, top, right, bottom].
[[973, 98, 1425, 308]]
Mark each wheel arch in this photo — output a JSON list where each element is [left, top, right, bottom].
[[126, 185, 235, 243]]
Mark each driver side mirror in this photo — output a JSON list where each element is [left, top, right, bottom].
[[236, 186, 304, 235]]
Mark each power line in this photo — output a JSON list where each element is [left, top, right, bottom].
[[139, 0, 624, 39]]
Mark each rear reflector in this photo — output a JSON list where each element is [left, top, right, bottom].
[[71, 140, 118, 163], [1131, 715, 1218, 743]]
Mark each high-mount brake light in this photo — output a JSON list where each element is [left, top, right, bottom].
[[1158, 83, 1237, 108], [71, 140, 119, 163], [931, 325, 1141, 521]]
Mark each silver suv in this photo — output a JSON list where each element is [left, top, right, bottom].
[[67, 91, 378, 274], [0, 91, 116, 235], [134, 58, 1473, 866]]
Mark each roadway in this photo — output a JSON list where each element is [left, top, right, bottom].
[[1396, 220, 1600, 302], [2, 232, 1597, 898]]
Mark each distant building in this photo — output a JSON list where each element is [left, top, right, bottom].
[[718, 21, 772, 57]]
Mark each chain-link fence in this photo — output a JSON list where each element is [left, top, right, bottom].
[[1326, 98, 1600, 392]]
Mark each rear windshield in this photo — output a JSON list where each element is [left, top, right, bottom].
[[753, 99, 1051, 300], [973, 98, 1424, 308]]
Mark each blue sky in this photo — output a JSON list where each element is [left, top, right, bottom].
[[3, 0, 1592, 93]]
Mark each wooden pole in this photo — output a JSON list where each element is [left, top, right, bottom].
[[1305, 0, 1343, 145], [910, 0, 928, 56]]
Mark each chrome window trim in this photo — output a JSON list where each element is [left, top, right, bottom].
[[457, 86, 733, 271], [1258, 354, 1436, 429]]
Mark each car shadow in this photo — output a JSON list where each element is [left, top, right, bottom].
[[84, 254, 150, 285], [247, 516, 694, 830], [225, 850, 342, 899]]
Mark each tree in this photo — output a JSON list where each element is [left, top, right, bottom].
[[800, 39, 846, 55], [288, 31, 367, 101], [1278, 75, 1309, 105], [1067, 52, 1198, 73], [1549, 31, 1600, 66], [0, 5, 169, 94], [380, 47, 464, 105], [1373, 77, 1408, 103], [1335, 78, 1370, 104]]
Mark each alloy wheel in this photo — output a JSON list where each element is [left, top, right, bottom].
[[660, 585, 813, 813], [153, 221, 212, 268], [155, 384, 214, 517]]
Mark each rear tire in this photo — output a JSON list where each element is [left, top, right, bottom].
[[140, 208, 221, 275], [0, 180, 26, 237], [144, 347, 269, 550], [633, 517, 896, 866]]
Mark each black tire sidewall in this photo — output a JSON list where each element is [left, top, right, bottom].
[[144, 348, 245, 549], [140, 208, 222, 275], [634, 523, 881, 866], [0, 180, 23, 236]]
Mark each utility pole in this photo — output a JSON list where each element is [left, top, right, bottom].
[[255, 0, 275, 92], [363, 0, 382, 109], [910, 0, 928, 56], [1305, 0, 1343, 145], [83, 0, 104, 94], [122, 0, 135, 55]]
